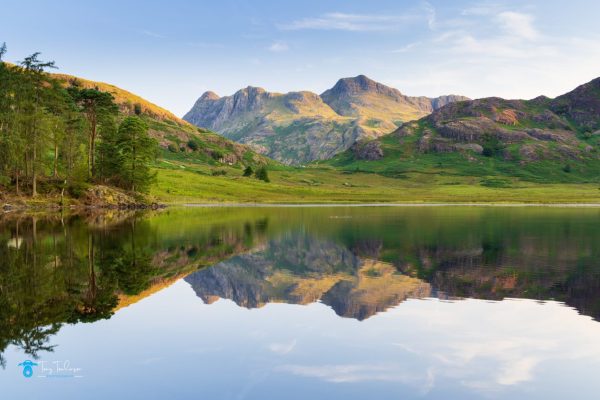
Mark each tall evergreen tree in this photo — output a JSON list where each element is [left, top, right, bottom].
[[69, 88, 118, 179], [18, 52, 56, 196], [116, 116, 156, 193]]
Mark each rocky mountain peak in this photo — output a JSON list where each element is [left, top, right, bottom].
[[200, 91, 220, 101], [183, 75, 470, 164], [237, 86, 267, 97], [549, 76, 600, 131], [322, 74, 402, 99]]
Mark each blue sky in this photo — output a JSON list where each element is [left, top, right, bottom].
[[2, 0, 600, 116]]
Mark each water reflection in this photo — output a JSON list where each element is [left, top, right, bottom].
[[0, 210, 267, 367], [184, 206, 600, 322], [0, 206, 599, 381], [186, 233, 431, 320]]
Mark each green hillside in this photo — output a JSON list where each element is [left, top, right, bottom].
[[326, 78, 600, 187], [53, 72, 272, 169]]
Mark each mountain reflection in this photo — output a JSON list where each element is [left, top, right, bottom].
[[186, 234, 431, 320], [184, 207, 600, 322], [1, 206, 599, 369]]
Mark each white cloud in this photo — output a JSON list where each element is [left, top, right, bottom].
[[496, 11, 539, 40], [186, 42, 225, 49], [139, 30, 165, 39], [268, 40, 289, 52], [385, 5, 600, 101], [390, 41, 421, 53], [268, 339, 297, 355], [279, 12, 420, 32], [461, 3, 503, 16], [278, 363, 426, 384], [422, 1, 436, 30]]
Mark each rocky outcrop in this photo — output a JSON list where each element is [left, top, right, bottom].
[[550, 77, 600, 131], [320, 75, 468, 117], [183, 75, 468, 164], [351, 140, 384, 160], [82, 185, 146, 209], [386, 80, 600, 164]]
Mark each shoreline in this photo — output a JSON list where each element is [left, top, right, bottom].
[[3, 198, 600, 213], [179, 202, 600, 208]]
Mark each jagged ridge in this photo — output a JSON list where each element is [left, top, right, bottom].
[[183, 75, 468, 164]]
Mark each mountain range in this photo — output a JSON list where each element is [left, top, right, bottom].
[[183, 75, 468, 164], [327, 77, 600, 183], [52, 69, 600, 188]]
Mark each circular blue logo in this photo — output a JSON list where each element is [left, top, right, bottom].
[[18, 360, 38, 378]]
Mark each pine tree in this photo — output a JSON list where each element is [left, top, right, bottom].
[[116, 116, 157, 193], [18, 52, 56, 196], [69, 88, 118, 179]]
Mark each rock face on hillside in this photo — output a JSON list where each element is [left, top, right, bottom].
[[351, 140, 384, 160], [320, 75, 467, 117], [382, 78, 600, 165], [550, 77, 600, 131], [183, 75, 468, 164]]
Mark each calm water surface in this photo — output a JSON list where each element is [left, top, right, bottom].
[[1, 206, 600, 399]]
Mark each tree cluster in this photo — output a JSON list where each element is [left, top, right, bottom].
[[243, 165, 269, 182], [0, 44, 157, 197]]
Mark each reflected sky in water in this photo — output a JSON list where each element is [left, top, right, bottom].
[[1, 206, 600, 399]]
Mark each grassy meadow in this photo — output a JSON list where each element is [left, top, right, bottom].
[[150, 158, 600, 204]]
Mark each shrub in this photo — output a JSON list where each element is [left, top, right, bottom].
[[187, 140, 199, 151], [562, 164, 572, 173], [67, 181, 90, 198], [482, 134, 505, 157], [480, 178, 512, 188], [243, 166, 253, 177], [255, 166, 270, 182], [168, 143, 179, 153], [211, 149, 224, 160], [211, 169, 227, 176]]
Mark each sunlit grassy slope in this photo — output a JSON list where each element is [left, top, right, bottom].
[[150, 160, 600, 204], [49, 70, 599, 204]]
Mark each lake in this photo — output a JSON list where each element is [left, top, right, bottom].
[[1, 206, 600, 399]]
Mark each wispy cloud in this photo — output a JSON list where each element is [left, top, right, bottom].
[[390, 41, 421, 53], [140, 30, 165, 39], [383, 3, 600, 106], [496, 11, 539, 40], [268, 339, 297, 355], [186, 41, 225, 49], [461, 3, 504, 16], [278, 363, 425, 384], [422, 1, 437, 30], [278, 12, 420, 32], [430, 10, 546, 59], [268, 40, 289, 52]]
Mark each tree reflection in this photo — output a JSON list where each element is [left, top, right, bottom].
[[0, 210, 268, 368]]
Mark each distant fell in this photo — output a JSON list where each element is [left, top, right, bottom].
[[184, 75, 468, 164]]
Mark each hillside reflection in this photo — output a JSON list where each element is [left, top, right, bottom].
[[186, 222, 600, 321], [186, 233, 432, 320], [1, 206, 599, 368]]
